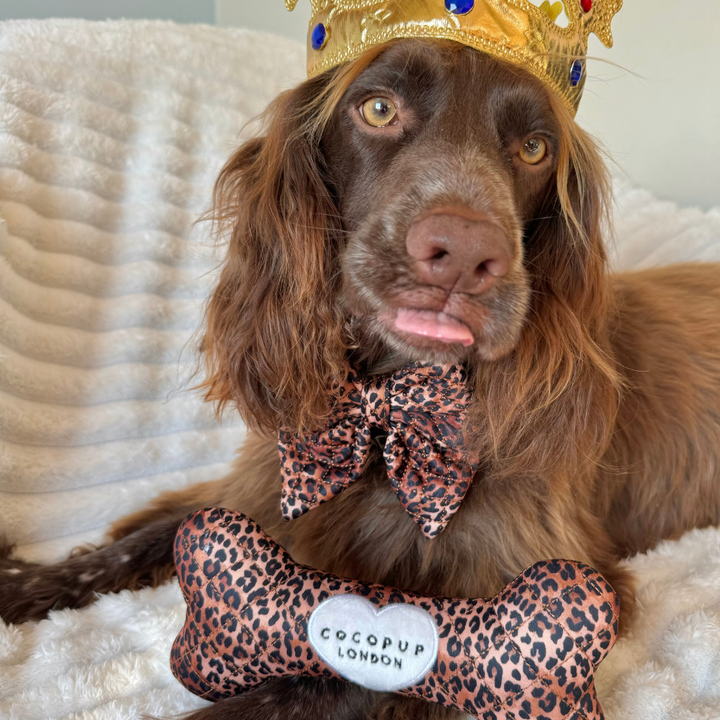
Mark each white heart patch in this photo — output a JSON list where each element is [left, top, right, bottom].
[[307, 595, 439, 692]]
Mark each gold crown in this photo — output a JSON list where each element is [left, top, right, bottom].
[[286, 0, 622, 114]]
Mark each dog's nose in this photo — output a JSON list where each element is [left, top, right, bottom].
[[406, 213, 511, 294]]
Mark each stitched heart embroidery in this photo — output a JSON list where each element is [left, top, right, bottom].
[[308, 595, 439, 692]]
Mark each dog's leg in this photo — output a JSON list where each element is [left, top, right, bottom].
[[0, 483, 223, 625], [174, 682, 463, 720], [0, 466, 246, 625], [0, 435, 283, 625], [0, 515, 180, 624], [177, 679, 374, 720], [371, 697, 464, 720], [107, 478, 231, 542], [0, 473, 231, 625], [0, 475, 231, 625]]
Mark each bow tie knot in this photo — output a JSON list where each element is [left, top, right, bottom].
[[279, 364, 478, 538], [354, 377, 390, 427]]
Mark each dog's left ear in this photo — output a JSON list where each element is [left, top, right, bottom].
[[201, 74, 349, 435]]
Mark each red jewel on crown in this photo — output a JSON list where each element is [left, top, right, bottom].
[[581, 0, 593, 11]]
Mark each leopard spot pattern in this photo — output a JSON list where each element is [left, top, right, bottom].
[[171, 508, 619, 719], [279, 363, 479, 538]]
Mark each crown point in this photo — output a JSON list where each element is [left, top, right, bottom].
[[581, 0, 593, 12], [445, 0, 475, 15], [311, 23, 329, 51], [570, 59, 584, 87]]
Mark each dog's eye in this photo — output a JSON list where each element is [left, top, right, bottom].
[[361, 97, 398, 128], [520, 138, 547, 165]]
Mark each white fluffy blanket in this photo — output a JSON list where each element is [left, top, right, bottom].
[[1, 18, 720, 720]]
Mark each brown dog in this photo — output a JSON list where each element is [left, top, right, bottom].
[[2, 40, 720, 720]]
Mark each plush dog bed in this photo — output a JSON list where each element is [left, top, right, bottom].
[[1, 18, 720, 720]]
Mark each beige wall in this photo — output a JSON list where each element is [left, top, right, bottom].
[[220, 0, 718, 210], [577, 0, 720, 211], [0, 0, 214, 23], [217, 1, 310, 43]]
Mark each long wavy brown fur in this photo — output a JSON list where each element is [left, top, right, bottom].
[[468, 91, 622, 488], [201, 46, 389, 434]]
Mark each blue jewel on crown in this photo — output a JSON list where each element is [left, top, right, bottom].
[[570, 59, 584, 87], [311, 22, 329, 50], [446, 0, 475, 15]]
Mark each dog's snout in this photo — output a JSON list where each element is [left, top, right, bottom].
[[405, 213, 511, 295]]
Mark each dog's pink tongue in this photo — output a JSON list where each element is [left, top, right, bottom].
[[395, 309, 474, 346]]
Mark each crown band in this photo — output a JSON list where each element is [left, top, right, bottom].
[[287, 0, 622, 115]]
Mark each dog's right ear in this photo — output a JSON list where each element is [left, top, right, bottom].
[[201, 74, 349, 435]]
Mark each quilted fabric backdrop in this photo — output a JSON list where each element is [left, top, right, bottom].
[[0, 19, 304, 562]]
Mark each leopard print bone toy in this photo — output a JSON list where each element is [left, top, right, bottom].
[[172, 508, 619, 719]]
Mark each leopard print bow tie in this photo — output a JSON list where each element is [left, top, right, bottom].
[[278, 364, 478, 538]]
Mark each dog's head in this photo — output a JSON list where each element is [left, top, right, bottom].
[[203, 40, 615, 442]]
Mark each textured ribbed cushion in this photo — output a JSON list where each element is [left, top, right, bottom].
[[0, 19, 305, 561]]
